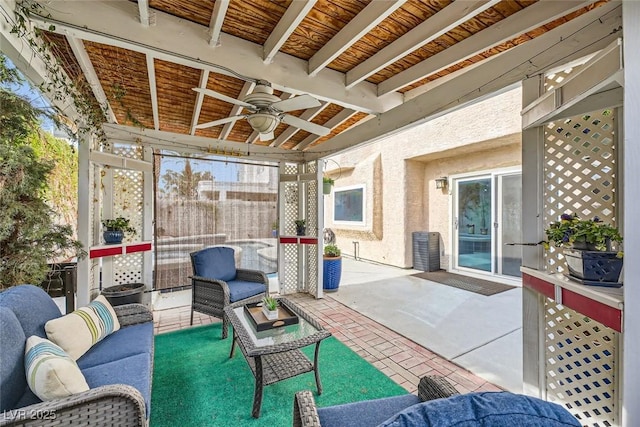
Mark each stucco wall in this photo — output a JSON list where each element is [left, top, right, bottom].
[[323, 87, 523, 268]]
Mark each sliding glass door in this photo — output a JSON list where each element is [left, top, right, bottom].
[[453, 170, 522, 278]]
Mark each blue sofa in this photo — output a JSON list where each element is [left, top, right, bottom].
[[0, 285, 154, 427], [293, 376, 581, 427]]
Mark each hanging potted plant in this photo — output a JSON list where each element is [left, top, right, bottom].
[[323, 244, 342, 292], [544, 213, 623, 286], [323, 176, 334, 195], [101, 217, 136, 244]]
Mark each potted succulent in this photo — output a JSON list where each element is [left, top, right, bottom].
[[544, 213, 623, 285], [101, 217, 136, 244], [261, 295, 279, 320], [323, 244, 342, 292], [323, 176, 334, 195], [295, 219, 306, 236]]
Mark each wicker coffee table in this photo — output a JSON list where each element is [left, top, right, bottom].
[[224, 297, 331, 418]]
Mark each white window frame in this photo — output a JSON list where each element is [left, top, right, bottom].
[[333, 184, 366, 226]]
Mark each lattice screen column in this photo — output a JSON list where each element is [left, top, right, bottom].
[[544, 299, 619, 427], [542, 107, 620, 427], [277, 161, 320, 296]]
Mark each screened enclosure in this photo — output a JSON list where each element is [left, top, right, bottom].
[[153, 154, 279, 291]]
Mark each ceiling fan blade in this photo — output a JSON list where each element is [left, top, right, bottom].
[[259, 131, 275, 141], [271, 94, 321, 113], [195, 115, 244, 129], [193, 88, 255, 110], [281, 114, 331, 136]]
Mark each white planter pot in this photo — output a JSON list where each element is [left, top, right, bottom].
[[262, 306, 279, 320]]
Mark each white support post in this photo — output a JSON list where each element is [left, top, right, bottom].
[[297, 164, 306, 292], [316, 163, 324, 299], [521, 74, 546, 398], [142, 147, 154, 292], [622, 1, 640, 425], [76, 136, 91, 307], [102, 160, 115, 289]]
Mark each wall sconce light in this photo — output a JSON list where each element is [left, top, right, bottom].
[[435, 177, 448, 190]]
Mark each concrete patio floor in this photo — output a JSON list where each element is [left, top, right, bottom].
[[152, 257, 523, 395]]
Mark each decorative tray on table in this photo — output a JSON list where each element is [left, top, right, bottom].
[[243, 300, 300, 332]]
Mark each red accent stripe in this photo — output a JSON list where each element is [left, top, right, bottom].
[[90, 246, 123, 258], [299, 238, 318, 245], [279, 237, 298, 244], [561, 289, 622, 332], [126, 243, 152, 253], [522, 273, 554, 299]]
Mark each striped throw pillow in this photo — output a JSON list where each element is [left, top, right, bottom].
[[45, 295, 120, 360], [25, 336, 89, 401]]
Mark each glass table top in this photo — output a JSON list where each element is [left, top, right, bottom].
[[231, 302, 321, 348]]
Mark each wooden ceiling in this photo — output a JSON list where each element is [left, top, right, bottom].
[[2, 0, 621, 161]]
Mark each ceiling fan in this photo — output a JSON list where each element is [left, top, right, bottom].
[[193, 82, 331, 141]]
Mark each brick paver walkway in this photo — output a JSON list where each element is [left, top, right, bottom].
[[153, 293, 502, 395]]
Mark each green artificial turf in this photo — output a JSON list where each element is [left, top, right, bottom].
[[151, 323, 407, 426]]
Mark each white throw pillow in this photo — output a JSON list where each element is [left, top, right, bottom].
[[24, 336, 89, 401], [45, 294, 120, 360]]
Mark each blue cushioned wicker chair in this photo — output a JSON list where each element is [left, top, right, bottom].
[[190, 246, 268, 338]]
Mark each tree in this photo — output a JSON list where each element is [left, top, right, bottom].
[[161, 159, 213, 199], [0, 54, 83, 288]]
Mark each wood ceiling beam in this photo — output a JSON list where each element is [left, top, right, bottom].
[[190, 69, 209, 135], [271, 101, 329, 147], [378, 0, 599, 96], [208, 0, 229, 47], [345, 0, 499, 89], [264, 0, 317, 64], [146, 55, 160, 130], [27, 1, 401, 114], [305, 2, 622, 160], [308, 0, 405, 77], [219, 81, 255, 140], [137, 0, 151, 27], [65, 36, 117, 124], [102, 124, 304, 162], [295, 108, 357, 151]]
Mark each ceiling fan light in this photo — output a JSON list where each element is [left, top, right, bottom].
[[247, 113, 279, 134]]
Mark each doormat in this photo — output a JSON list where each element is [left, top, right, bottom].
[[411, 271, 515, 296]]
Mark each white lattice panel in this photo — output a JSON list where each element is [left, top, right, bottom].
[[544, 299, 618, 427], [281, 244, 299, 294], [543, 109, 617, 274], [111, 144, 145, 286]]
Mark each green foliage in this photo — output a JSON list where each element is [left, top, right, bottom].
[[161, 160, 213, 198], [101, 217, 136, 236], [324, 244, 341, 257], [323, 176, 334, 185], [0, 144, 85, 288], [295, 219, 305, 227], [262, 296, 279, 311], [544, 213, 622, 252], [0, 53, 84, 288]]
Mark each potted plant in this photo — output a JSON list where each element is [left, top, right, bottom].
[[101, 217, 136, 244], [323, 244, 342, 292], [295, 219, 306, 236], [544, 213, 623, 285], [261, 295, 279, 320], [101, 282, 146, 306], [323, 176, 334, 195], [466, 224, 475, 234], [271, 220, 278, 238]]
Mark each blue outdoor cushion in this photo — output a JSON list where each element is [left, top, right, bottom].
[[227, 280, 267, 302], [0, 307, 27, 412], [77, 322, 154, 370], [318, 394, 421, 427], [82, 353, 152, 418], [191, 247, 237, 282], [0, 285, 61, 339], [378, 392, 581, 427]]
